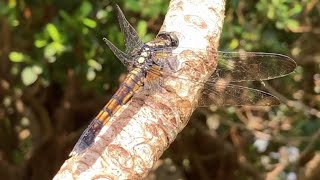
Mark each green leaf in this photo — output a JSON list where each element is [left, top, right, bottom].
[[52, 42, 65, 54], [82, 18, 97, 28], [44, 44, 56, 58], [287, 19, 299, 30], [137, 20, 147, 37], [96, 10, 108, 20], [82, 27, 89, 34], [88, 59, 102, 71], [79, 1, 92, 17], [229, 39, 239, 49], [11, 19, 19, 27], [125, 0, 140, 12], [9, 51, 25, 62], [0, 2, 9, 15], [46, 23, 61, 42], [276, 21, 285, 29], [32, 65, 43, 75], [86, 68, 96, 81], [21, 67, 38, 86], [44, 42, 66, 59], [8, 0, 17, 8], [34, 39, 47, 48], [267, 6, 275, 19]]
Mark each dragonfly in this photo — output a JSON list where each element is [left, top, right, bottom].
[[70, 5, 296, 155]]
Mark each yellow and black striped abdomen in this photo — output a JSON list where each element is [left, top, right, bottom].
[[95, 68, 145, 125], [70, 68, 145, 154]]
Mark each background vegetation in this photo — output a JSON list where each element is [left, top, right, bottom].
[[0, 0, 319, 179]]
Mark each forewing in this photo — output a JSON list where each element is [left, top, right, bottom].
[[115, 5, 144, 55], [151, 48, 296, 82], [103, 38, 131, 66], [214, 51, 297, 82]]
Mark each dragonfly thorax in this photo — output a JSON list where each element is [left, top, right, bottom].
[[131, 45, 154, 71], [130, 32, 179, 71]]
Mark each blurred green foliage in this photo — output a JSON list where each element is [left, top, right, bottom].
[[2, 0, 170, 92], [0, 0, 319, 179]]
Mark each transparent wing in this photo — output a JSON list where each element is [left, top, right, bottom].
[[151, 48, 297, 82], [103, 38, 131, 66], [198, 82, 279, 106], [115, 5, 144, 55], [146, 67, 281, 107], [215, 51, 297, 82], [146, 70, 280, 107], [146, 47, 298, 107]]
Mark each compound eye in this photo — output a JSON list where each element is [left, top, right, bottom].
[[157, 32, 169, 40], [169, 34, 179, 47], [157, 32, 179, 47]]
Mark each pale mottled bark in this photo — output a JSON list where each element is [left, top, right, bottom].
[[54, 0, 226, 179]]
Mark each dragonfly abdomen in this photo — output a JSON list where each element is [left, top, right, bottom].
[[95, 68, 145, 126], [70, 68, 145, 155]]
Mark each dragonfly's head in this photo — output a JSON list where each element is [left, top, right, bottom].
[[157, 32, 179, 48]]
